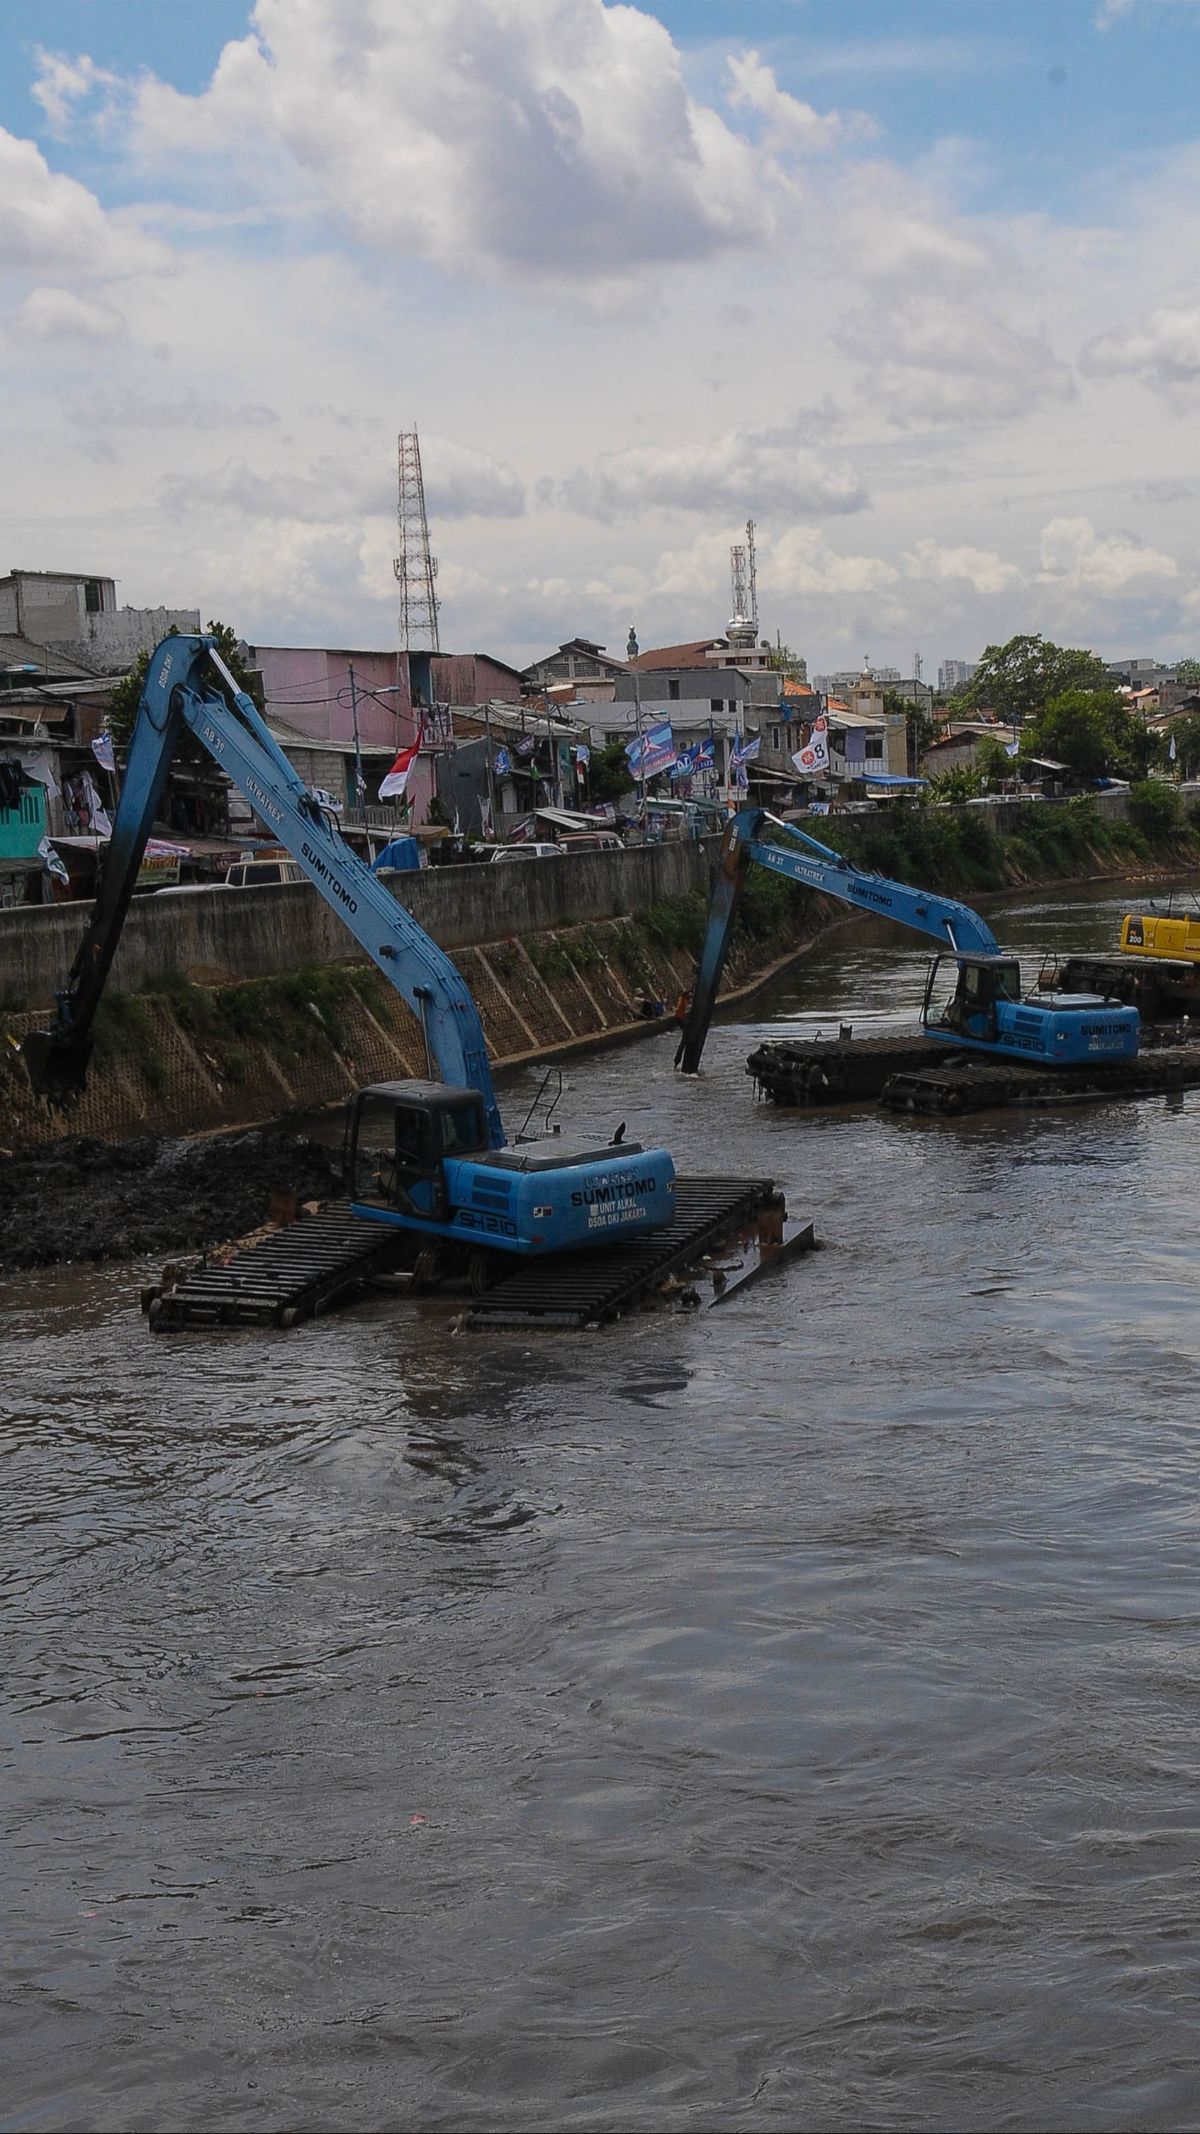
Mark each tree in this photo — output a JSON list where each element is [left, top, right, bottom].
[[960, 634, 1113, 728], [106, 621, 260, 754], [766, 640, 807, 679], [586, 739, 635, 806], [1023, 687, 1152, 782], [1172, 657, 1200, 686], [974, 734, 1012, 787], [926, 763, 985, 803], [1165, 710, 1200, 778]]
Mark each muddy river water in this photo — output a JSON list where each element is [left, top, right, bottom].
[[5, 883, 1200, 2132]]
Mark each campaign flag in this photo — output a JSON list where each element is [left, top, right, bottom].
[[625, 719, 676, 779], [730, 731, 760, 771], [790, 714, 830, 776], [81, 771, 112, 837], [514, 733, 537, 761], [574, 743, 590, 766], [735, 763, 749, 792], [694, 736, 715, 773], [379, 736, 422, 799], [37, 835, 69, 884], [494, 745, 512, 778], [671, 742, 699, 780], [91, 731, 116, 774]]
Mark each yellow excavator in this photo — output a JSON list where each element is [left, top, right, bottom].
[[1118, 907, 1200, 964], [1042, 897, 1200, 1020]]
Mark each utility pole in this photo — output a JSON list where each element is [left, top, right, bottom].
[[347, 662, 366, 826], [483, 701, 498, 839], [628, 624, 646, 834]]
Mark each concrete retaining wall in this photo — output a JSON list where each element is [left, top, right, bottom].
[[0, 839, 721, 1012]]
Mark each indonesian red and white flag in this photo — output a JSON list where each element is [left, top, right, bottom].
[[379, 736, 421, 799]]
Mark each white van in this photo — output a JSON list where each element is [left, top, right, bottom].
[[224, 857, 306, 887]]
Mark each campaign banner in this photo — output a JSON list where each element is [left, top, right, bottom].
[[694, 736, 715, 772], [625, 720, 676, 779], [791, 714, 830, 776], [494, 746, 512, 778], [671, 742, 699, 780], [91, 732, 116, 774], [730, 731, 760, 770]]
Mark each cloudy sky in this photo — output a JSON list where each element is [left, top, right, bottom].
[[2, 0, 1199, 675]]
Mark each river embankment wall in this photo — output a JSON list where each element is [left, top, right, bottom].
[[3, 789, 1196, 1151], [0, 839, 723, 1012]]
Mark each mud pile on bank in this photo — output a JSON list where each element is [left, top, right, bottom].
[[0, 1129, 341, 1270]]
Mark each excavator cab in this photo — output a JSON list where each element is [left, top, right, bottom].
[[927, 954, 1023, 1043], [345, 1080, 490, 1222]]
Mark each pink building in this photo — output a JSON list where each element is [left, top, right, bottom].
[[248, 643, 524, 824], [249, 642, 433, 819], [432, 652, 524, 708]]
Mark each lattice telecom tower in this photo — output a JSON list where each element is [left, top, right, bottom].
[[727, 517, 759, 648], [393, 428, 440, 652]]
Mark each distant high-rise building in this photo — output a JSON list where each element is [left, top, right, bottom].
[[938, 659, 979, 692]]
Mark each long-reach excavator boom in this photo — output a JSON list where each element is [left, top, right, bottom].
[[25, 635, 678, 1266], [25, 635, 503, 1142], [677, 805, 1139, 1074]]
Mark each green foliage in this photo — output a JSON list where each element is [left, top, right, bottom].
[[1165, 710, 1200, 778], [765, 641, 807, 679], [926, 764, 985, 803], [105, 620, 259, 755], [960, 634, 1114, 728], [1128, 780, 1181, 835], [1024, 687, 1151, 781], [974, 734, 1013, 786], [1172, 658, 1200, 685], [587, 740, 635, 806]]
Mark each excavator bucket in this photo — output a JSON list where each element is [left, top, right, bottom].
[[22, 1025, 94, 1108]]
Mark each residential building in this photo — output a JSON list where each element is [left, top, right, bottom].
[[522, 638, 627, 702], [0, 568, 199, 675], [0, 637, 123, 901], [433, 652, 524, 708], [249, 643, 421, 822]]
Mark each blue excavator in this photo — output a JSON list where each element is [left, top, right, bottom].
[[676, 807, 1140, 1076], [25, 636, 675, 1267]]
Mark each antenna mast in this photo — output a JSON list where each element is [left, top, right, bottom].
[[727, 517, 758, 648], [393, 428, 440, 652]]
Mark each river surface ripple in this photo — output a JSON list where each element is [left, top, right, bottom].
[[4, 883, 1200, 2133]]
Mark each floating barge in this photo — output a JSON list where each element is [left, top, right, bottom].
[[145, 1178, 813, 1333], [747, 1031, 1200, 1118]]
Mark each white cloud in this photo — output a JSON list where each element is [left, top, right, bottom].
[[94, 0, 778, 281], [840, 294, 1074, 426], [550, 421, 867, 521], [1082, 305, 1200, 400], [0, 126, 165, 280], [726, 49, 876, 151], [904, 539, 1020, 595], [766, 527, 899, 598], [13, 287, 127, 341], [156, 436, 524, 527], [70, 385, 276, 429], [1038, 516, 1179, 593]]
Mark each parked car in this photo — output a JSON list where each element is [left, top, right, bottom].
[[558, 831, 624, 853], [489, 842, 563, 862], [157, 855, 305, 894], [223, 856, 306, 887]]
